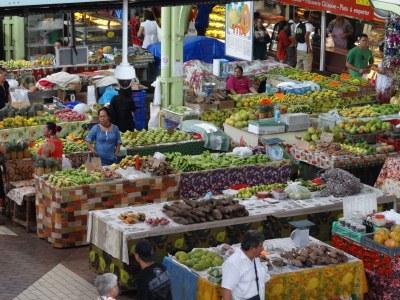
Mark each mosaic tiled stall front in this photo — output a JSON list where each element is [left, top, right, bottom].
[[179, 161, 291, 199], [35, 174, 180, 248]]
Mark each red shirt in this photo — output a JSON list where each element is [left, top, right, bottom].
[[226, 76, 252, 94], [129, 17, 142, 46]]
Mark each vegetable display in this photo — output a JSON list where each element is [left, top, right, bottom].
[[120, 128, 192, 147], [43, 169, 103, 187], [237, 183, 287, 198], [165, 151, 269, 172], [175, 249, 224, 271], [54, 108, 86, 122], [163, 197, 249, 225], [318, 168, 363, 198], [118, 212, 146, 224]]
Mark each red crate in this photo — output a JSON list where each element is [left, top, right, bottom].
[[376, 135, 400, 151], [389, 119, 400, 126]]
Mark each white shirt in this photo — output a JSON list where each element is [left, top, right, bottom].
[[222, 249, 270, 300], [296, 22, 314, 51], [141, 20, 159, 49]]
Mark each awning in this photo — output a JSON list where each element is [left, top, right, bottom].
[[277, 0, 375, 21], [0, 0, 232, 16], [370, 0, 400, 15]]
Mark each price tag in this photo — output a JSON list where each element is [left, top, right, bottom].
[[320, 132, 334, 143]]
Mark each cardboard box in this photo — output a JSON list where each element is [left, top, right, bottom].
[[216, 100, 235, 110], [184, 100, 218, 113], [248, 119, 286, 135], [57, 89, 76, 102], [75, 92, 87, 104], [212, 59, 229, 77]]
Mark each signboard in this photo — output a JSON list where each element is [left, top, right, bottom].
[[0, 0, 113, 6], [225, 2, 254, 61], [277, 0, 374, 21]]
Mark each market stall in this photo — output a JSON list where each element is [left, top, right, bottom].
[[87, 184, 381, 288], [163, 237, 367, 300], [375, 156, 400, 197]]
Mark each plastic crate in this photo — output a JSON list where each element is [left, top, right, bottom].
[[389, 119, 400, 126], [63, 101, 82, 109], [376, 136, 400, 151], [361, 233, 400, 256], [331, 221, 365, 244], [162, 107, 199, 124]]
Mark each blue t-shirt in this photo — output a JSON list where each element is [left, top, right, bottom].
[[85, 124, 121, 166]]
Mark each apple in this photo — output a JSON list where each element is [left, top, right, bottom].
[[384, 238, 399, 248], [373, 233, 387, 244], [375, 227, 390, 239], [391, 225, 400, 234], [390, 231, 400, 242]]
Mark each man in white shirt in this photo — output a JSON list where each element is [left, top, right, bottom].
[[221, 231, 270, 300], [295, 11, 314, 72]]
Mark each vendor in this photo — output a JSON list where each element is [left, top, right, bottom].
[[222, 230, 270, 300], [85, 107, 122, 166], [226, 66, 258, 95], [37, 122, 63, 165], [109, 85, 136, 133], [0, 68, 11, 109], [327, 15, 353, 49], [346, 34, 374, 78]]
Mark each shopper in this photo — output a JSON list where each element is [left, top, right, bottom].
[[372, 43, 395, 103], [85, 107, 122, 166], [253, 17, 270, 60], [0, 68, 10, 109], [137, 10, 159, 49], [109, 86, 136, 133], [37, 122, 63, 166], [134, 239, 172, 300], [295, 11, 314, 72], [226, 66, 258, 95], [195, 4, 214, 36], [346, 34, 374, 78], [95, 273, 119, 300], [0, 142, 7, 220], [221, 230, 270, 300], [286, 13, 300, 67], [327, 15, 353, 49], [129, 9, 143, 47], [277, 20, 291, 63]]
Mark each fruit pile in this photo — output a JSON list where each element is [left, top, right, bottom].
[[30, 138, 88, 155], [54, 108, 86, 122], [119, 155, 138, 169], [43, 169, 103, 187], [372, 226, 400, 248], [340, 142, 375, 155], [306, 94, 372, 113], [146, 217, 170, 227], [118, 212, 146, 224], [339, 105, 379, 118], [201, 108, 256, 127], [165, 151, 269, 172], [166, 105, 194, 114], [319, 80, 357, 93], [298, 179, 326, 192], [230, 93, 268, 108], [120, 129, 192, 147], [339, 118, 392, 135], [315, 142, 353, 156], [288, 104, 312, 114], [225, 110, 257, 128], [371, 104, 400, 115], [237, 183, 287, 198], [0, 59, 33, 70], [175, 249, 224, 271]]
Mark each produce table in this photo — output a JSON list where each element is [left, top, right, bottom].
[[87, 184, 381, 289], [375, 156, 400, 198], [0, 120, 87, 142], [35, 174, 180, 248], [180, 161, 291, 199], [163, 237, 367, 300], [332, 234, 400, 299], [125, 139, 204, 157]]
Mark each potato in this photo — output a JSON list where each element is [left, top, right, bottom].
[[290, 259, 303, 267]]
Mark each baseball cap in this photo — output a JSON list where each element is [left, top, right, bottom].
[[135, 240, 155, 262]]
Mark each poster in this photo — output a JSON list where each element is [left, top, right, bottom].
[[225, 2, 254, 61]]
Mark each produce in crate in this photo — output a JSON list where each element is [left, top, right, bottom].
[[317, 168, 362, 197], [280, 243, 348, 267], [43, 169, 103, 187], [339, 118, 391, 134], [165, 151, 269, 172], [288, 104, 312, 114], [163, 197, 249, 225], [118, 212, 146, 224], [175, 249, 224, 271], [225, 110, 257, 128], [54, 108, 86, 122], [120, 128, 192, 147], [372, 226, 400, 247]]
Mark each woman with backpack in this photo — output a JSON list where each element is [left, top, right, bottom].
[[277, 21, 292, 63]]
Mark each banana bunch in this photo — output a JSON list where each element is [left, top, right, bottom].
[[119, 155, 137, 169]]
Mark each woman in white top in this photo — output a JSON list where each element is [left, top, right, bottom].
[[138, 10, 159, 49]]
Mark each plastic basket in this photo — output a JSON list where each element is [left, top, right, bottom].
[[331, 221, 365, 244], [376, 135, 400, 151], [162, 108, 199, 124], [361, 233, 400, 256], [63, 101, 82, 109]]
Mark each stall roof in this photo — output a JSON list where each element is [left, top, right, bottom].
[[0, 0, 230, 16], [370, 0, 400, 15]]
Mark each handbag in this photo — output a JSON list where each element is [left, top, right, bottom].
[[246, 260, 261, 300]]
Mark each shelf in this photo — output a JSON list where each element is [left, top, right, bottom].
[[27, 27, 64, 32], [27, 43, 55, 47]]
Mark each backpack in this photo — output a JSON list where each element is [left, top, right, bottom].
[[295, 22, 307, 44]]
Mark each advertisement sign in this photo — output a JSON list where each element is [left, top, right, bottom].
[[225, 2, 254, 61], [277, 0, 374, 21], [0, 0, 113, 7]]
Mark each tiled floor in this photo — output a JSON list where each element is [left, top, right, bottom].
[[0, 217, 136, 300]]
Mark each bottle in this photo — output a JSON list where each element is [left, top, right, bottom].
[[274, 104, 280, 122], [265, 79, 271, 95]]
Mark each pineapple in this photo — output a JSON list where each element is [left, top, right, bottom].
[[44, 158, 54, 174], [16, 141, 24, 159], [35, 156, 45, 176], [22, 141, 30, 158], [3, 142, 11, 159], [8, 141, 17, 160]]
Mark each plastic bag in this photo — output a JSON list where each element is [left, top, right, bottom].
[[326, 36, 335, 48], [284, 182, 311, 200], [232, 147, 253, 158], [148, 103, 160, 129], [73, 103, 89, 114], [62, 155, 72, 170], [98, 85, 118, 104]]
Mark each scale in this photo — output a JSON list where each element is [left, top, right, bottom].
[[263, 138, 284, 161]]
